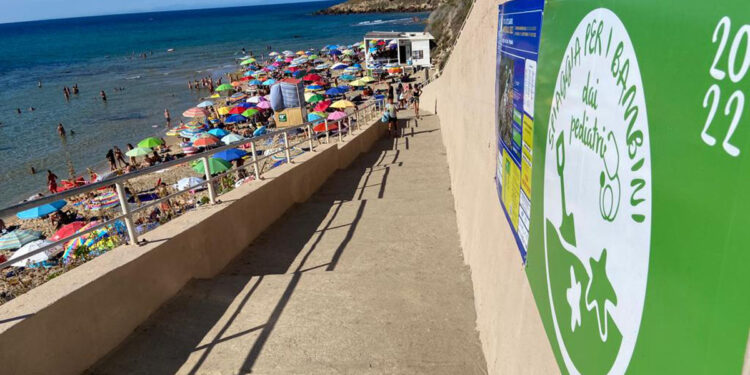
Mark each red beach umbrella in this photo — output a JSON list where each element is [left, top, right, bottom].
[[313, 122, 338, 132], [314, 100, 332, 112], [303, 74, 322, 81], [228, 106, 246, 115], [51, 221, 88, 242], [193, 135, 220, 147]]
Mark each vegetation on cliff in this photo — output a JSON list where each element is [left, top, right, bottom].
[[315, 0, 439, 15]]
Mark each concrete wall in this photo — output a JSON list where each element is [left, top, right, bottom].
[[420, 0, 559, 373], [0, 120, 385, 375]]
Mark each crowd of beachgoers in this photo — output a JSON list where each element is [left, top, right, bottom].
[[0, 39, 426, 304]]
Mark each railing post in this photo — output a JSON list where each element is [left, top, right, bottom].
[[250, 141, 260, 180], [114, 182, 138, 245], [307, 124, 314, 151], [338, 120, 343, 142], [201, 156, 217, 204], [283, 132, 292, 163], [325, 120, 330, 144], [348, 115, 353, 133]]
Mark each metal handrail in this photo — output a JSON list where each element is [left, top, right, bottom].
[[0, 99, 380, 269]]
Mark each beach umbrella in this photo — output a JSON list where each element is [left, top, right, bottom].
[[303, 73, 322, 81], [137, 137, 164, 148], [16, 200, 67, 220], [208, 128, 229, 138], [183, 107, 209, 118], [224, 114, 247, 124], [342, 49, 355, 56], [243, 71, 255, 77], [221, 133, 245, 145], [305, 84, 324, 91], [329, 49, 342, 56], [361, 76, 376, 83], [51, 221, 88, 241], [125, 147, 152, 157], [197, 100, 214, 108], [331, 100, 355, 109], [307, 113, 324, 122], [192, 158, 231, 175], [327, 111, 347, 121], [215, 83, 234, 92], [241, 108, 259, 117], [314, 63, 330, 70], [313, 121, 338, 132], [306, 94, 325, 103], [325, 87, 346, 96], [231, 81, 241, 87], [349, 79, 366, 87], [217, 107, 230, 115], [240, 58, 256, 65], [228, 106, 246, 115], [192, 134, 220, 147], [230, 92, 247, 100], [0, 230, 42, 251], [314, 100, 332, 112], [180, 129, 204, 138], [62, 221, 112, 261], [269, 51, 279, 56], [339, 74, 356, 81], [253, 126, 267, 136], [345, 66, 360, 72], [9, 240, 59, 267], [248, 79, 262, 86], [214, 148, 247, 162], [174, 177, 205, 191], [234, 102, 253, 109], [331, 63, 348, 70], [256, 101, 272, 110], [85, 190, 120, 211], [262, 79, 276, 86], [246, 95, 263, 103], [210, 93, 220, 98]]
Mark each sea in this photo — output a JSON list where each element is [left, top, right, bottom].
[[0, 1, 428, 207]]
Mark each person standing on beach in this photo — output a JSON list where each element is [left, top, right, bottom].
[[113, 146, 128, 168], [164, 109, 171, 128], [100, 90, 107, 102], [57, 123, 66, 137], [47, 170, 58, 194], [105, 149, 116, 171], [126, 144, 137, 166]]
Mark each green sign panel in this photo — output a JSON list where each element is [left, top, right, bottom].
[[525, 1, 750, 373]]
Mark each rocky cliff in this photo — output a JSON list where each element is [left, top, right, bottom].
[[315, 0, 439, 15]]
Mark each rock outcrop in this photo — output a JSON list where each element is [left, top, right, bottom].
[[315, 0, 439, 15]]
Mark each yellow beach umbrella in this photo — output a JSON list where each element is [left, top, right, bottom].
[[331, 100, 355, 109], [350, 79, 366, 87], [210, 93, 220, 98], [296, 50, 305, 55], [217, 107, 230, 115], [361, 76, 376, 83]]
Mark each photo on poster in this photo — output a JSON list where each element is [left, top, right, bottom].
[[497, 58, 515, 148]]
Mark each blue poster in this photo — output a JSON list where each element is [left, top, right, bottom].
[[495, 0, 545, 263]]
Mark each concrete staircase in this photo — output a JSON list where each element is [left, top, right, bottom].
[[88, 112, 487, 374]]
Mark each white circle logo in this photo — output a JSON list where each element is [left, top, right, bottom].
[[543, 8, 652, 374]]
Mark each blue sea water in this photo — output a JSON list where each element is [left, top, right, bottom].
[[0, 1, 428, 207]]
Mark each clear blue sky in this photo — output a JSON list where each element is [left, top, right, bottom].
[[2, 0, 329, 24]]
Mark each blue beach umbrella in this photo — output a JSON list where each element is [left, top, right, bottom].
[[224, 114, 247, 124], [253, 126, 267, 137], [214, 148, 247, 162], [325, 87, 347, 96], [331, 63, 348, 70], [17, 200, 67, 220], [329, 49, 342, 56], [339, 74, 356, 81], [306, 85, 323, 90], [307, 113, 324, 123], [208, 128, 229, 138], [262, 79, 276, 86], [248, 79, 262, 85], [197, 100, 214, 108]]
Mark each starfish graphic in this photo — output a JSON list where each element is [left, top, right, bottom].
[[585, 249, 618, 342], [566, 266, 582, 332]]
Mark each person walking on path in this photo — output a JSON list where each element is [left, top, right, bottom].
[[412, 84, 422, 119], [384, 97, 398, 138], [47, 170, 58, 194]]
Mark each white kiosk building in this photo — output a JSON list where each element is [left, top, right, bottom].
[[364, 31, 435, 69]]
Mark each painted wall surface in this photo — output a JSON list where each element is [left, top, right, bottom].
[[526, 1, 750, 374], [411, 39, 432, 66], [420, 0, 559, 373], [424, 0, 750, 373]]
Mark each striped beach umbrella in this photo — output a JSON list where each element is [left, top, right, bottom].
[[183, 107, 209, 118], [0, 230, 42, 251], [85, 191, 120, 211]]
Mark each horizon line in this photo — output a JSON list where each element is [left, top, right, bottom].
[[0, 0, 336, 26]]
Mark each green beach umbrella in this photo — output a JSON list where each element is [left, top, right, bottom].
[[240, 58, 256, 65], [192, 158, 231, 175], [241, 108, 259, 117], [306, 94, 325, 103], [137, 137, 164, 148], [126, 147, 152, 157], [215, 83, 234, 92]]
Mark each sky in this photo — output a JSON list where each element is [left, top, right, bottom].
[[1, 0, 329, 24]]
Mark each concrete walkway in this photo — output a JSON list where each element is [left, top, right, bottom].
[[88, 111, 487, 374]]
